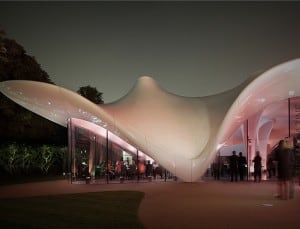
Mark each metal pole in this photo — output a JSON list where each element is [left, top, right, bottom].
[[94, 135, 96, 182], [246, 120, 249, 181], [68, 118, 72, 184], [288, 97, 291, 138], [69, 118, 76, 184], [106, 129, 109, 184], [137, 149, 140, 182]]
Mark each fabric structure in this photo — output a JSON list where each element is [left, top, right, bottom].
[[1, 58, 300, 181]]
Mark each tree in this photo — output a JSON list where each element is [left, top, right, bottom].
[[0, 31, 67, 144], [77, 85, 104, 104]]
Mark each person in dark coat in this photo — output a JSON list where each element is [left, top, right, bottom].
[[146, 160, 153, 177], [253, 151, 262, 182], [267, 154, 276, 179], [212, 158, 221, 180], [229, 151, 238, 182], [274, 139, 296, 199], [238, 152, 247, 181]]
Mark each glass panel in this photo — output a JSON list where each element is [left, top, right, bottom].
[[94, 134, 107, 184], [74, 127, 90, 183], [69, 118, 175, 184], [107, 143, 138, 183]]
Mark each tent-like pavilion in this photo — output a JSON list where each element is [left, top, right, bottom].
[[1, 58, 300, 182]]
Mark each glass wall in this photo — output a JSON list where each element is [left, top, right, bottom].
[[68, 118, 174, 184], [69, 125, 107, 184]]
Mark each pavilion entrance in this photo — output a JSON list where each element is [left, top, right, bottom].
[[207, 96, 300, 182]]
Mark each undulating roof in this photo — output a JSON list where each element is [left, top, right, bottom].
[[1, 58, 300, 181]]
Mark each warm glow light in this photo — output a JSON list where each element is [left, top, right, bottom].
[[217, 143, 225, 150]]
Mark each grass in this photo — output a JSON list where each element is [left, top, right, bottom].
[[0, 191, 145, 229]]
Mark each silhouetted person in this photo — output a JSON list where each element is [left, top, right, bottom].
[[253, 151, 262, 182], [267, 154, 275, 179], [230, 151, 238, 182], [274, 139, 296, 199], [146, 160, 153, 177], [238, 152, 247, 181], [212, 159, 221, 180]]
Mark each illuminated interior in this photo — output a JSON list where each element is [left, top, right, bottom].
[[0, 58, 300, 182]]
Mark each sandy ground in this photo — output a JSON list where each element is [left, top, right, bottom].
[[0, 179, 299, 229]]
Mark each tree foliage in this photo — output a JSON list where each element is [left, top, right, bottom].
[[77, 85, 104, 104], [0, 142, 68, 176], [0, 30, 52, 82], [0, 30, 67, 144]]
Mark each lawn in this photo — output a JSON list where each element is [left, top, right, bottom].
[[0, 191, 145, 229]]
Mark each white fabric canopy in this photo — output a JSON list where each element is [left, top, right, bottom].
[[1, 58, 300, 181]]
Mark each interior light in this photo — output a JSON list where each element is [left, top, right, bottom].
[[288, 90, 295, 97]]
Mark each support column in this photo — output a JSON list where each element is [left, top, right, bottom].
[[106, 129, 109, 184], [68, 118, 76, 183], [288, 97, 291, 138], [67, 118, 72, 183], [137, 149, 140, 182], [246, 119, 249, 181]]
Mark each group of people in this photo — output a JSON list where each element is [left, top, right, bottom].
[[229, 151, 247, 182], [228, 150, 263, 182], [107, 158, 164, 180], [107, 158, 141, 180], [211, 151, 247, 181], [228, 138, 297, 200]]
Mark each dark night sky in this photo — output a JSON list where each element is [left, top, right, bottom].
[[1, 1, 300, 103]]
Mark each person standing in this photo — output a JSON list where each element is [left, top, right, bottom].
[[253, 151, 262, 182], [229, 151, 238, 182], [274, 139, 296, 199], [267, 154, 275, 179], [212, 158, 221, 180], [146, 160, 153, 177], [238, 152, 247, 181]]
